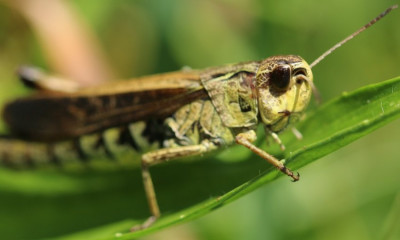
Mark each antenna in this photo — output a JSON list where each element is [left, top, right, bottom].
[[310, 5, 398, 69]]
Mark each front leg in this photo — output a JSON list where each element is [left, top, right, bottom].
[[235, 130, 299, 181], [131, 140, 217, 232]]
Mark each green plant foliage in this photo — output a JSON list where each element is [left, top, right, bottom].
[[0, 1, 399, 239], [2, 76, 398, 240]]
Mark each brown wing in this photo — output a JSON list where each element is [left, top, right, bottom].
[[3, 71, 208, 142]]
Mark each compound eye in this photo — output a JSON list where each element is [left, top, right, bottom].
[[270, 65, 291, 90]]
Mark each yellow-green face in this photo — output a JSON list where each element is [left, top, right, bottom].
[[256, 55, 313, 132]]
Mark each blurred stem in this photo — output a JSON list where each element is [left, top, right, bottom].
[[1, 0, 114, 85]]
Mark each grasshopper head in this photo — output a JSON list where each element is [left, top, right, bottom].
[[256, 55, 313, 132]]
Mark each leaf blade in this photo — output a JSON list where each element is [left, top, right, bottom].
[[58, 76, 400, 239]]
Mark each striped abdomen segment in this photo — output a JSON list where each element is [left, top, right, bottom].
[[0, 121, 166, 168]]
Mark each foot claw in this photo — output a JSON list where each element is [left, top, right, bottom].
[[280, 166, 300, 182], [291, 172, 300, 182], [130, 216, 158, 232]]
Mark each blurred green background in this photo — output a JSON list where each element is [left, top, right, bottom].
[[0, 0, 399, 239]]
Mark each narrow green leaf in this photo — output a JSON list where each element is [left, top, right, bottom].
[[55, 76, 400, 239]]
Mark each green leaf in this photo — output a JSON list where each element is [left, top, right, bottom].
[[1, 76, 400, 240], [120, 75, 400, 239]]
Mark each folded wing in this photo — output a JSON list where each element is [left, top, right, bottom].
[[3, 71, 207, 142]]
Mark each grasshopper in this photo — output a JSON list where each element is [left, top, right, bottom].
[[0, 5, 397, 231]]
